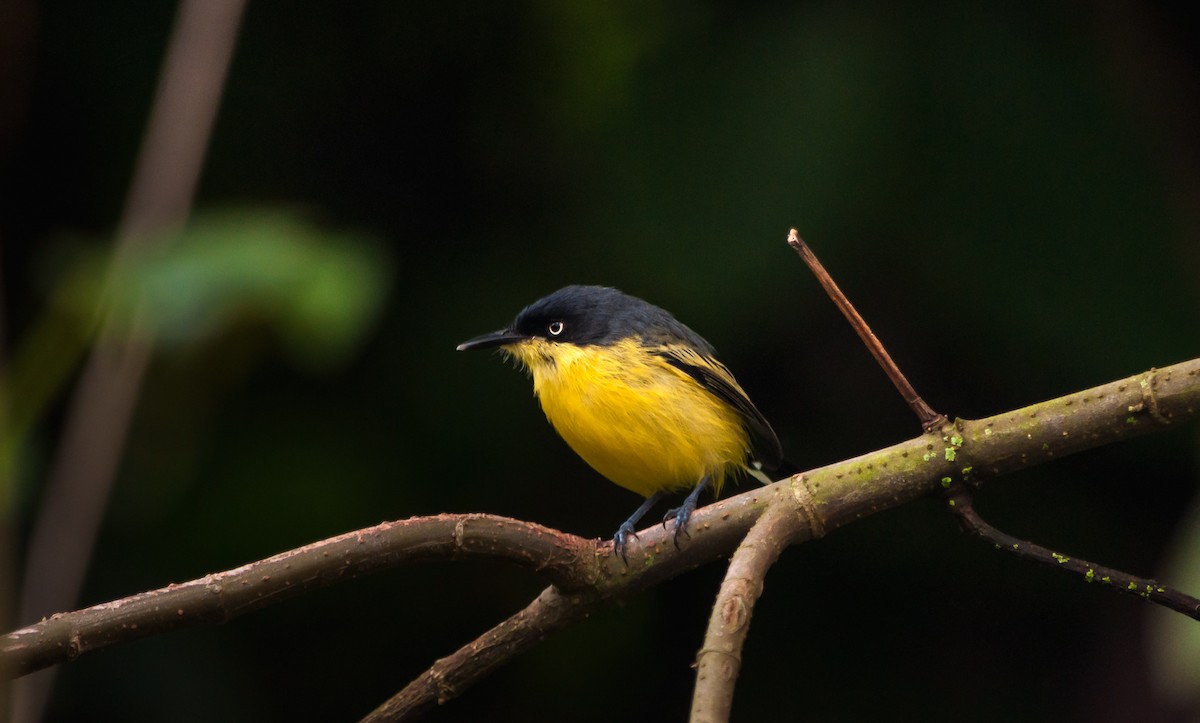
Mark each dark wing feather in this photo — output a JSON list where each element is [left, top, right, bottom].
[[655, 345, 783, 470]]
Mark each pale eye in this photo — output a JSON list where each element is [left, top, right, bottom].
[[547, 320, 565, 336]]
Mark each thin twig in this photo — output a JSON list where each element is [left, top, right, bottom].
[[690, 503, 801, 723], [945, 482, 1200, 620], [786, 229, 945, 430]]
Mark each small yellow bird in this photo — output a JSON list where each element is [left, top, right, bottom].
[[458, 285, 788, 558]]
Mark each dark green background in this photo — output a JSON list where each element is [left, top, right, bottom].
[[3, 2, 1199, 721]]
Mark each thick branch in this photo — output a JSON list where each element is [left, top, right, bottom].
[[0, 515, 599, 678], [690, 503, 801, 723]]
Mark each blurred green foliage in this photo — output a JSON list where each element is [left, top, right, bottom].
[[109, 210, 389, 366], [1, 211, 387, 515], [1, 1, 1197, 722]]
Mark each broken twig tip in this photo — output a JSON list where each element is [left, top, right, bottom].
[[786, 228, 802, 248]]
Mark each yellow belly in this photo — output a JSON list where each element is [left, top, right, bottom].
[[510, 338, 750, 498]]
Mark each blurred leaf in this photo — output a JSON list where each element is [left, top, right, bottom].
[[2, 210, 389, 508], [109, 209, 392, 368], [1148, 459, 1200, 712]]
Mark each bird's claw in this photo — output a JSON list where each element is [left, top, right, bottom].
[[661, 506, 693, 549], [613, 523, 639, 562]]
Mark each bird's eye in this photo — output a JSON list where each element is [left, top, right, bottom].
[[547, 320, 565, 336]]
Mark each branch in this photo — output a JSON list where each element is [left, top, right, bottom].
[[361, 585, 593, 722], [690, 503, 802, 723], [946, 482, 1200, 619], [1, 358, 1197, 708]]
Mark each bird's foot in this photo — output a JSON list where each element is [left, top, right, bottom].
[[612, 492, 664, 562]]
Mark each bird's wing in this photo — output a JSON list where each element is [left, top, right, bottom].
[[654, 345, 783, 470]]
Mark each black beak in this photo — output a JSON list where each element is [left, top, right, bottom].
[[456, 329, 529, 351]]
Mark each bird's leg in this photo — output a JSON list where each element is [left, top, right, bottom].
[[662, 475, 711, 548], [613, 492, 664, 561]]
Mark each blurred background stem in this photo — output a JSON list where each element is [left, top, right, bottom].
[[7, 1, 246, 721]]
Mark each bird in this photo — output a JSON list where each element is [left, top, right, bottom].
[[457, 285, 788, 559]]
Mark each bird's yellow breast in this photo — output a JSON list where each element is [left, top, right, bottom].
[[506, 337, 751, 498]]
